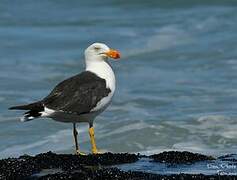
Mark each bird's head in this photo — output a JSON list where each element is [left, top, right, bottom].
[[85, 43, 120, 63]]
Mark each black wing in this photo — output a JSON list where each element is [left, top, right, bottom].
[[43, 71, 111, 115]]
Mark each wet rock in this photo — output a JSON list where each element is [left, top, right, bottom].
[[0, 151, 138, 180], [150, 151, 215, 164], [37, 169, 237, 180], [0, 157, 40, 180], [218, 154, 237, 162], [0, 151, 236, 180]]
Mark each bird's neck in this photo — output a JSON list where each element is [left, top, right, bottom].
[[85, 60, 116, 92]]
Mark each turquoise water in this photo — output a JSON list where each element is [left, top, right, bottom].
[[1, 1, 237, 158]]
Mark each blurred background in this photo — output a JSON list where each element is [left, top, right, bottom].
[[1, 0, 237, 158]]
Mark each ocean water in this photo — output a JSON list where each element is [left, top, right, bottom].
[[1, 0, 237, 158]]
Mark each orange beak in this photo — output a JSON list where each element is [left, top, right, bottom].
[[104, 49, 121, 59]]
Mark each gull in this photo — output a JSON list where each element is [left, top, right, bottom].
[[9, 42, 120, 154]]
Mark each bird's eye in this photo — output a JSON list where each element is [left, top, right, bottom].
[[94, 46, 100, 51]]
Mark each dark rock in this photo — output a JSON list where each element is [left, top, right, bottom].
[[36, 169, 237, 180], [1, 151, 236, 180], [150, 151, 215, 164], [0, 151, 138, 179], [0, 157, 40, 180], [218, 154, 237, 162]]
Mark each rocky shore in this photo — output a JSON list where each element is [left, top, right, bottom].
[[0, 151, 236, 180]]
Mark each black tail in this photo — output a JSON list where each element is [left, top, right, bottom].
[[9, 101, 44, 111], [9, 101, 44, 122]]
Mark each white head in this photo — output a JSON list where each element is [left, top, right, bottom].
[[84, 43, 120, 64]]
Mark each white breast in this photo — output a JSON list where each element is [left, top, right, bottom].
[[86, 60, 116, 112]]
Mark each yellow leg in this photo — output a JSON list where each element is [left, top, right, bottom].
[[73, 123, 86, 155], [89, 126, 98, 154]]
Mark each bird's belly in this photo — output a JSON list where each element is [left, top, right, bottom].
[[50, 111, 99, 123], [91, 91, 114, 111]]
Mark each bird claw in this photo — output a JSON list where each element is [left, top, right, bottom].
[[92, 149, 103, 154], [75, 150, 87, 156]]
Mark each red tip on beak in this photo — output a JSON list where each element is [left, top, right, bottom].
[[105, 49, 121, 59]]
